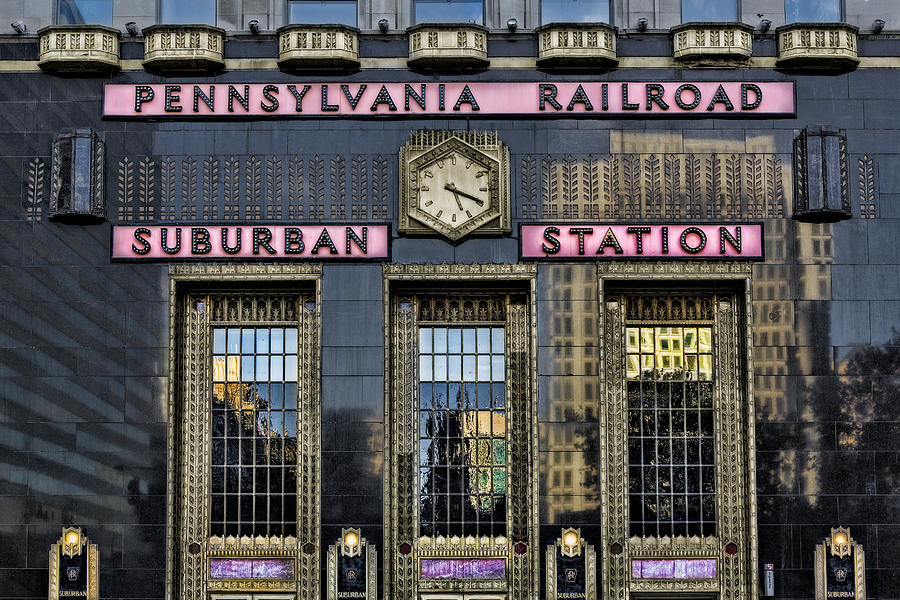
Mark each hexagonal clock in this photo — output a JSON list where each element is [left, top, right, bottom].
[[400, 131, 510, 241]]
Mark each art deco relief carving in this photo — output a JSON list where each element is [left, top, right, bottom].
[[112, 154, 391, 223], [598, 262, 757, 600], [167, 265, 321, 600], [519, 153, 787, 221], [383, 264, 537, 600]]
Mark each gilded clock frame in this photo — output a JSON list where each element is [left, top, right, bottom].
[[597, 261, 759, 600], [382, 263, 538, 600], [166, 264, 322, 600], [399, 131, 511, 241]]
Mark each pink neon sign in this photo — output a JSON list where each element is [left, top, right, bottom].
[[520, 223, 763, 259], [112, 224, 389, 260], [103, 82, 795, 118]]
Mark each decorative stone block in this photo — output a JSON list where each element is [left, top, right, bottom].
[[142, 24, 225, 74], [776, 23, 859, 69], [407, 23, 489, 71], [535, 22, 617, 69], [671, 22, 753, 65], [277, 24, 360, 70], [37, 25, 120, 73]]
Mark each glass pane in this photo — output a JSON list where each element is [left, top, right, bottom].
[[288, 1, 358, 26], [161, 0, 216, 24], [491, 328, 504, 354], [56, 0, 112, 25], [448, 328, 462, 353], [213, 329, 226, 354], [284, 355, 298, 382], [785, 0, 841, 23], [462, 329, 476, 353], [256, 329, 269, 354], [682, 0, 736, 21], [420, 329, 433, 354], [541, 0, 610, 24], [415, 0, 484, 24], [285, 329, 298, 354]]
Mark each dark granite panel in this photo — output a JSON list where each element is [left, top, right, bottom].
[[537, 300, 599, 348], [321, 451, 383, 496], [322, 264, 383, 301], [538, 450, 600, 496], [0, 524, 26, 568], [101, 568, 166, 598], [223, 38, 279, 58], [121, 525, 166, 569], [359, 37, 408, 57], [322, 300, 384, 347], [538, 375, 600, 422], [322, 419, 383, 452], [795, 451, 875, 495], [539, 495, 601, 524], [0, 568, 45, 599], [487, 35, 537, 57], [321, 375, 384, 422], [757, 422, 837, 452], [616, 36, 672, 57], [839, 495, 900, 525], [756, 450, 798, 494], [124, 376, 168, 424], [757, 524, 796, 571], [322, 494, 383, 525], [870, 302, 900, 345], [452, 236, 519, 264], [876, 452, 900, 495]]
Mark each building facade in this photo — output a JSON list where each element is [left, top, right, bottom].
[[0, 1, 898, 599]]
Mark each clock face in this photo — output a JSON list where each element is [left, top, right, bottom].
[[407, 137, 502, 241], [416, 150, 493, 229]]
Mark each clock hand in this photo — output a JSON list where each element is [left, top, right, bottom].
[[444, 183, 465, 210], [444, 182, 485, 206]]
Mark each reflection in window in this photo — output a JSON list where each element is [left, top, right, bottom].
[[288, 1, 358, 25], [682, 0, 737, 22], [161, 0, 216, 25], [626, 326, 716, 537], [56, 0, 113, 25], [418, 327, 506, 537], [211, 327, 299, 536], [414, 0, 484, 25], [785, 0, 841, 23], [542, 0, 610, 25]]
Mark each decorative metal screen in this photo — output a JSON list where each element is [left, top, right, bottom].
[[211, 326, 299, 537], [418, 326, 507, 537], [625, 296, 716, 538]]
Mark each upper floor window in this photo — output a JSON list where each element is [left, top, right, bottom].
[[414, 0, 484, 24], [161, 0, 216, 24], [682, 0, 737, 22], [288, 0, 358, 25], [785, 0, 841, 22], [56, 0, 113, 25], [542, 0, 611, 24]]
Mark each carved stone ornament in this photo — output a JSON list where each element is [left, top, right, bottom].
[[142, 24, 226, 74], [776, 23, 859, 70], [546, 528, 597, 600], [399, 130, 510, 241], [50, 128, 106, 223], [598, 262, 757, 600], [277, 24, 361, 71], [793, 125, 851, 223], [535, 22, 618, 69], [407, 23, 489, 71], [327, 529, 377, 600], [37, 25, 120, 73], [167, 265, 322, 600], [49, 527, 99, 600], [671, 22, 753, 66], [814, 527, 865, 600]]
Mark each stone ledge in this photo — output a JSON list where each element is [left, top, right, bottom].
[[671, 22, 753, 66], [142, 24, 225, 74], [407, 23, 489, 71], [37, 25, 120, 73], [776, 22, 859, 69], [277, 24, 360, 71], [535, 22, 618, 69]]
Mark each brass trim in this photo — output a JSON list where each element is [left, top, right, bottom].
[[546, 528, 597, 600], [814, 527, 866, 600], [382, 263, 537, 599], [598, 261, 757, 600], [166, 264, 322, 600], [49, 527, 99, 600]]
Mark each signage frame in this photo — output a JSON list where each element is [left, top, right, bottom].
[[519, 221, 765, 261], [110, 222, 391, 262]]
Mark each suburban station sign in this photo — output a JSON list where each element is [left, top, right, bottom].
[[112, 224, 389, 260], [104, 81, 795, 118], [520, 223, 764, 259]]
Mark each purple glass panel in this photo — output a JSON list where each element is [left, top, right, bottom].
[[419, 558, 506, 579], [210, 558, 294, 580], [632, 559, 716, 579]]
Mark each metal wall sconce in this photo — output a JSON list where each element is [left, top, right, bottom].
[[378, 18, 389, 33], [873, 19, 885, 34], [327, 528, 376, 600], [507, 18, 518, 32], [10, 20, 26, 34], [125, 21, 139, 36], [792, 125, 851, 222], [50, 129, 106, 223], [248, 19, 260, 35], [814, 527, 865, 600], [759, 18, 772, 33], [49, 526, 99, 600], [636, 18, 648, 32], [546, 528, 597, 600]]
